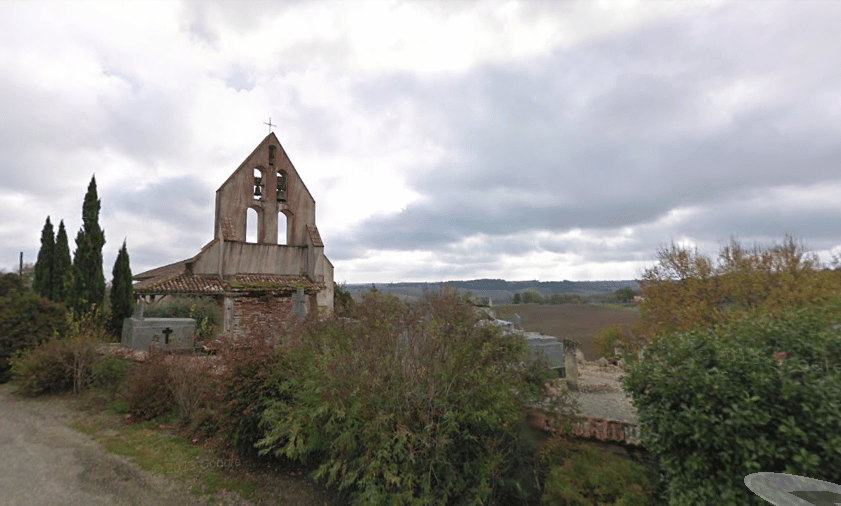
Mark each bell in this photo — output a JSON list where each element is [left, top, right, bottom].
[[254, 185, 262, 197]]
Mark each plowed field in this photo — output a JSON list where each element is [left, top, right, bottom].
[[493, 304, 640, 361]]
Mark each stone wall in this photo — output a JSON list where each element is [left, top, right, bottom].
[[230, 292, 294, 339]]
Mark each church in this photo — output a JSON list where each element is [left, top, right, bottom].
[[133, 133, 334, 338]]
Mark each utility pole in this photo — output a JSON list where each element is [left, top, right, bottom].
[[19, 252, 22, 277]]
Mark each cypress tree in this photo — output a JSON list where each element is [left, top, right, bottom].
[[33, 217, 55, 300], [53, 220, 72, 304], [71, 176, 106, 314], [108, 240, 134, 337]]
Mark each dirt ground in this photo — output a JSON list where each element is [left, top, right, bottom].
[[0, 384, 336, 506], [494, 304, 640, 361], [0, 383, 210, 506]]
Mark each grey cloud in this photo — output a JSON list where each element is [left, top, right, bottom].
[[333, 2, 841, 260], [106, 176, 214, 233]]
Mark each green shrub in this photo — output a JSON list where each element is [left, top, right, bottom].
[[0, 289, 68, 383], [143, 296, 221, 340], [540, 436, 655, 506], [522, 289, 544, 304], [212, 333, 286, 457], [621, 299, 841, 505], [257, 289, 571, 505], [10, 311, 105, 395], [91, 353, 132, 400], [124, 352, 175, 422], [10, 340, 74, 395], [593, 324, 625, 360]]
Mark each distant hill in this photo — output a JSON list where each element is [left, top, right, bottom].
[[342, 279, 640, 303]]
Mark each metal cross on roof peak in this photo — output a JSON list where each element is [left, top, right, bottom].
[[264, 117, 275, 133]]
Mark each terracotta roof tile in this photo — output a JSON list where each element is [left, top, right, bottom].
[[228, 274, 321, 291], [135, 272, 224, 294], [135, 271, 320, 295]]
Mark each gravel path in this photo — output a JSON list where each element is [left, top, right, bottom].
[[0, 383, 206, 506], [572, 362, 639, 424]]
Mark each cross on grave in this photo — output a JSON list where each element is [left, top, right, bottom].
[[264, 117, 275, 133], [162, 327, 174, 345]]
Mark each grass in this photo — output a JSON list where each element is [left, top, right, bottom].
[[70, 394, 266, 504]]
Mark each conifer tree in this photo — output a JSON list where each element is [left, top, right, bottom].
[[108, 240, 134, 337], [53, 220, 72, 304], [33, 217, 55, 300], [71, 176, 106, 314]]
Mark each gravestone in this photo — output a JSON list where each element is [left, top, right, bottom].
[[121, 317, 196, 352], [510, 313, 521, 330], [524, 333, 565, 378]]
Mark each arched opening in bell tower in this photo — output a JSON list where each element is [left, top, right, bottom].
[[246, 207, 258, 243], [278, 212, 287, 245]]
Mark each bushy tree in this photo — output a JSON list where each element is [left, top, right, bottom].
[[634, 234, 841, 345], [52, 220, 72, 305], [622, 301, 841, 505], [593, 324, 626, 360], [614, 286, 635, 303], [107, 240, 134, 337], [0, 272, 22, 298], [512, 292, 522, 304], [257, 289, 573, 505], [71, 176, 106, 314], [548, 293, 583, 304], [333, 281, 356, 317], [0, 289, 68, 383], [522, 289, 544, 304], [33, 217, 55, 300]]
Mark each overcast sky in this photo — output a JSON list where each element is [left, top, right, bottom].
[[2, 0, 841, 284]]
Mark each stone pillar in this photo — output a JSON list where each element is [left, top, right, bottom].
[[511, 313, 521, 330], [563, 338, 579, 392]]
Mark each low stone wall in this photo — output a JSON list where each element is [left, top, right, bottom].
[[527, 410, 644, 447], [571, 416, 642, 446]]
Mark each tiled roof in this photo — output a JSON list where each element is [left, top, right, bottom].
[[135, 272, 321, 295], [135, 272, 224, 294]]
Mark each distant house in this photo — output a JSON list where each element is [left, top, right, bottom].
[[633, 295, 645, 304]]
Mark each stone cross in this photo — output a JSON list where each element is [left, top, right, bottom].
[[162, 327, 173, 345], [292, 288, 307, 318]]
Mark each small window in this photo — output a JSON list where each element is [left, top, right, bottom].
[[268, 145, 276, 166]]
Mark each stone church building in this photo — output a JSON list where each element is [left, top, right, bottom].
[[133, 133, 334, 338]]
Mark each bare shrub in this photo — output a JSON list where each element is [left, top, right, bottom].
[[168, 354, 218, 425], [124, 351, 174, 422]]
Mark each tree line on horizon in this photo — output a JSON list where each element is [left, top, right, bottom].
[[510, 286, 637, 305]]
